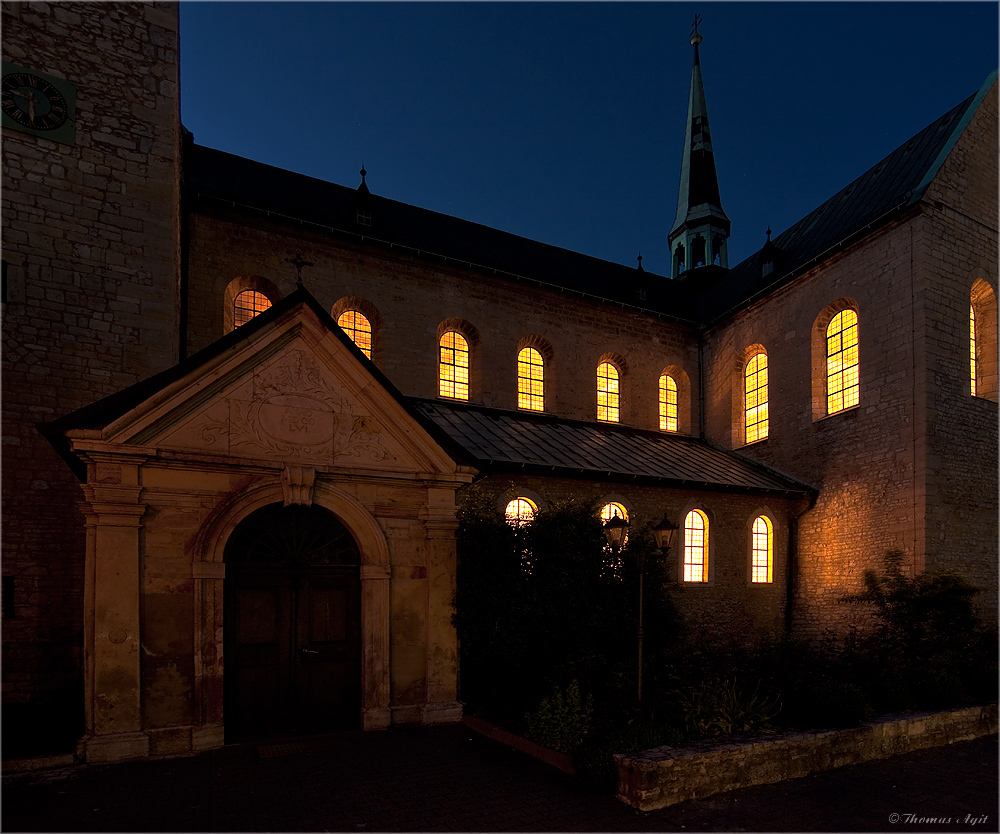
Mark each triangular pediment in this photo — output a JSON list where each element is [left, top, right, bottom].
[[85, 296, 465, 477]]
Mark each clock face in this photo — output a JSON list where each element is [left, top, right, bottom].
[[2, 71, 69, 131]]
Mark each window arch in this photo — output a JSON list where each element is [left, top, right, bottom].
[[517, 347, 544, 411], [233, 290, 272, 328], [505, 497, 537, 525], [683, 509, 708, 583], [337, 310, 373, 359], [224, 276, 281, 334], [970, 277, 998, 401], [439, 331, 470, 400], [659, 373, 678, 432], [744, 350, 769, 443], [751, 516, 773, 584], [597, 362, 620, 423]]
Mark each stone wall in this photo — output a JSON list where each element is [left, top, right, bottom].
[[185, 208, 700, 431], [471, 474, 808, 646], [920, 81, 999, 617], [616, 704, 999, 811], [1, 2, 181, 713]]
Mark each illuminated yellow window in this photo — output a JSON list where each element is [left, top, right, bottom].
[[745, 352, 769, 443], [233, 290, 272, 329], [439, 331, 470, 400], [970, 304, 977, 396], [597, 362, 620, 423], [826, 309, 859, 414], [517, 347, 544, 411], [337, 310, 372, 359], [751, 516, 772, 583], [683, 509, 708, 582], [659, 373, 678, 432], [505, 497, 537, 525]]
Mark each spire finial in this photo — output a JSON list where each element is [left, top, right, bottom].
[[766, 226, 772, 242], [690, 13, 703, 46], [360, 165, 367, 185], [637, 252, 644, 272]]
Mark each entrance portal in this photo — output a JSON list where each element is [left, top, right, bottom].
[[223, 503, 361, 740]]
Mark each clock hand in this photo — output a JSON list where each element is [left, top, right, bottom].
[[11, 88, 38, 122]]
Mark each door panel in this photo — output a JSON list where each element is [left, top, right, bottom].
[[223, 503, 362, 741], [296, 574, 360, 730]]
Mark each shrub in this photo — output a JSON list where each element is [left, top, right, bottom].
[[789, 679, 873, 729], [525, 680, 593, 753], [675, 677, 782, 739]]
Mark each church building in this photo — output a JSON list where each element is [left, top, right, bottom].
[[2, 2, 996, 763]]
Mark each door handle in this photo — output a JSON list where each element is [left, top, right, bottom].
[[301, 648, 319, 654]]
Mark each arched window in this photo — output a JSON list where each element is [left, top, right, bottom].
[[505, 497, 537, 525], [337, 310, 372, 359], [683, 509, 708, 583], [970, 304, 978, 396], [233, 290, 272, 329], [970, 278, 998, 401], [597, 362, 620, 423], [751, 516, 772, 584], [659, 373, 678, 432], [439, 331, 470, 400], [744, 352, 769, 443], [517, 347, 544, 411], [826, 309, 859, 414]]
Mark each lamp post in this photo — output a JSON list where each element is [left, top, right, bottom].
[[605, 512, 677, 704]]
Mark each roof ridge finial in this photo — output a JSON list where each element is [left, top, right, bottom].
[[766, 225, 772, 242], [360, 165, 367, 185], [285, 252, 314, 289], [637, 252, 644, 272]]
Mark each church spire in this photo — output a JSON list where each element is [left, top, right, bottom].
[[668, 16, 731, 278]]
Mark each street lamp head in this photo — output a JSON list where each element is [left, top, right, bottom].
[[603, 515, 630, 551], [651, 514, 679, 552]]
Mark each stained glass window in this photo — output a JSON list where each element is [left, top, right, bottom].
[[337, 310, 373, 359], [826, 309, 859, 414], [517, 347, 544, 411], [597, 362, 620, 423], [233, 290, 271, 329], [439, 331, 470, 400], [659, 374, 678, 432], [745, 352, 769, 443], [683, 510, 708, 582], [751, 516, 772, 583]]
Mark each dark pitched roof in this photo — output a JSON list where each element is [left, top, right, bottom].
[[697, 76, 994, 324], [182, 73, 993, 329], [183, 144, 696, 322], [40, 288, 477, 480], [411, 398, 814, 497]]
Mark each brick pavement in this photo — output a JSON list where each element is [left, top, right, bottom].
[[1, 725, 996, 833]]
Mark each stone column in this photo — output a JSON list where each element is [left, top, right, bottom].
[[421, 489, 463, 724], [361, 562, 391, 729], [76, 453, 148, 763]]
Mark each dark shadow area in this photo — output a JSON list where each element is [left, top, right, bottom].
[[1, 686, 83, 759]]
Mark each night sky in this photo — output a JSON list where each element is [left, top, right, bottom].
[[179, 2, 998, 276]]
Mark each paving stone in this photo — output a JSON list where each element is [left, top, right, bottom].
[[1, 725, 996, 832]]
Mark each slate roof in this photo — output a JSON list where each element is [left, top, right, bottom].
[[183, 74, 992, 329], [410, 398, 814, 496], [184, 144, 696, 322], [694, 82, 991, 324]]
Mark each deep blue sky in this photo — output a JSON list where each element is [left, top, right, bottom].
[[179, 2, 998, 275]]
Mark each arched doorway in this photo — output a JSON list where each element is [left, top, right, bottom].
[[223, 503, 362, 740]]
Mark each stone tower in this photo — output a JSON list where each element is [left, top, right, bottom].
[[1, 1, 182, 748], [668, 20, 731, 278]]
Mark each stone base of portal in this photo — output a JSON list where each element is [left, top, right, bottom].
[[77, 731, 150, 763]]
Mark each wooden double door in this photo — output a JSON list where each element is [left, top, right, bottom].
[[224, 504, 362, 740]]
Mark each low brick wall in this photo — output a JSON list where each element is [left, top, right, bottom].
[[615, 704, 998, 811]]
